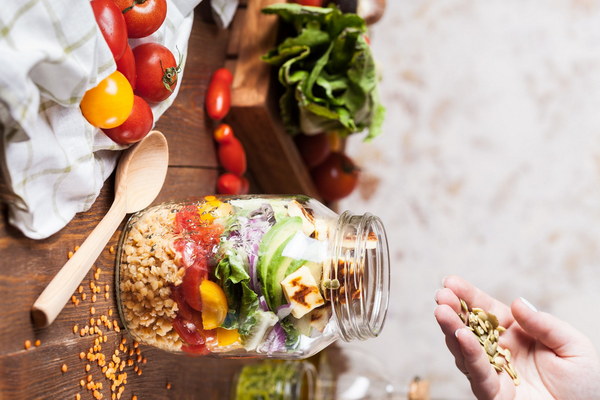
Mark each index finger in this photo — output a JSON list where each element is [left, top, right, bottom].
[[443, 275, 514, 328]]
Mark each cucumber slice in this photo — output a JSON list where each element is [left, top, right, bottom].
[[257, 217, 303, 309]]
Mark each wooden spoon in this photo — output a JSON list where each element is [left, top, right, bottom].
[[32, 130, 169, 328]]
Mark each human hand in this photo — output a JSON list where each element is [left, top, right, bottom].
[[434, 275, 600, 400]]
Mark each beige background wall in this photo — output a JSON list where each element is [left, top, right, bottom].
[[340, 1, 600, 397]]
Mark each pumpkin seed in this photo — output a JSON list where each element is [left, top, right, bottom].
[[457, 298, 519, 386]]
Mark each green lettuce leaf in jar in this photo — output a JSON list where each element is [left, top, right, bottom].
[[115, 195, 390, 358]]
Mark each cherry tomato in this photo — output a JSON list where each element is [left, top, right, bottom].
[[80, 71, 134, 129], [213, 123, 234, 143], [181, 343, 211, 355], [171, 285, 194, 321], [181, 261, 208, 312], [91, 0, 128, 61], [218, 137, 246, 175], [116, 44, 136, 89], [205, 68, 233, 120], [102, 95, 153, 144], [295, 133, 331, 168], [172, 316, 205, 346], [311, 152, 359, 202], [113, 0, 167, 38], [294, 0, 324, 5], [214, 124, 246, 175], [217, 173, 249, 195], [133, 43, 179, 103]]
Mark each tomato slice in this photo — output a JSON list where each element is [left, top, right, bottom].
[[172, 316, 204, 346], [171, 285, 194, 321], [181, 343, 211, 355], [181, 262, 208, 312], [173, 205, 201, 236]]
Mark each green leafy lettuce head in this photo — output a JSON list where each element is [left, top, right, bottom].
[[262, 3, 385, 141]]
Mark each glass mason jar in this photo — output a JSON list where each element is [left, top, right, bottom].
[[115, 195, 390, 358], [230, 360, 316, 400]]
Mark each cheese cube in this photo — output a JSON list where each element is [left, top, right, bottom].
[[287, 200, 315, 237], [281, 266, 325, 319]]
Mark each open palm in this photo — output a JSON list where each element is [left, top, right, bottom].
[[434, 275, 600, 400]]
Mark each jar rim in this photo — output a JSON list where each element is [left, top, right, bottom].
[[329, 211, 391, 342]]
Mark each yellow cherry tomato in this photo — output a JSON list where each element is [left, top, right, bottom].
[[80, 71, 134, 129], [216, 327, 240, 347], [200, 280, 228, 330]]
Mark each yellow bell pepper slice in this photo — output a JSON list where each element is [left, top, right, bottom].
[[216, 327, 240, 347], [200, 280, 228, 330]]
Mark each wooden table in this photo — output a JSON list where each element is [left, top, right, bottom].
[[0, 5, 261, 399]]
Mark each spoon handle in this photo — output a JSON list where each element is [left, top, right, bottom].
[[32, 195, 127, 327]]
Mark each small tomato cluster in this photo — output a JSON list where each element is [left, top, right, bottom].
[[204, 68, 250, 195], [81, 0, 179, 146], [295, 133, 360, 203]]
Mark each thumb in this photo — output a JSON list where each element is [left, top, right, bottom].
[[511, 297, 593, 357]]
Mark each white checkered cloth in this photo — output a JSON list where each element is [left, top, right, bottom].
[[0, 0, 237, 239]]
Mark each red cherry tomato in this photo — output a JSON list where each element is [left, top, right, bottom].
[[213, 123, 234, 143], [218, 137, 246, 175], [217, 173, 249, 195], [133, 43, 179, 103], [214, 124, 246, 175], [311, 152, 359, 202], [205, 68, 233, 120], [181, 261, 208, 312], [113, 0, 167, 39], [181, 342, 211, 355], [171, 285, 195, 321], [90, 0, 128, 61], [294, 0, 324, 5], [102, 95, 153, 144], [295, 133, 331, 168], [172, 316, 205, 346], [116, 45, 136, 89]]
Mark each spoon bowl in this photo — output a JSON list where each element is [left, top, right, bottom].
[[116, 130, 169, 213], [32, 131, 169, 327]]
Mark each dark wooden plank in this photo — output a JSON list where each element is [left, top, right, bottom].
[[227, 0, 320, 198], [229, 104, 319, 197], [225, 8, 246, 59]]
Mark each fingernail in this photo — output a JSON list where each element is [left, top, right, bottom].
[[442, 276, 448, 287], [454, 328, 463, 338], [520, 297, 537, 312], [434, 289, 441, 303]]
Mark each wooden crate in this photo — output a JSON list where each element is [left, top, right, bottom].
[[225, 0, 321, 199]]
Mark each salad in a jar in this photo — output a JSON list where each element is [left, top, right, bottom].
[[117, 196, 334, 356]]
